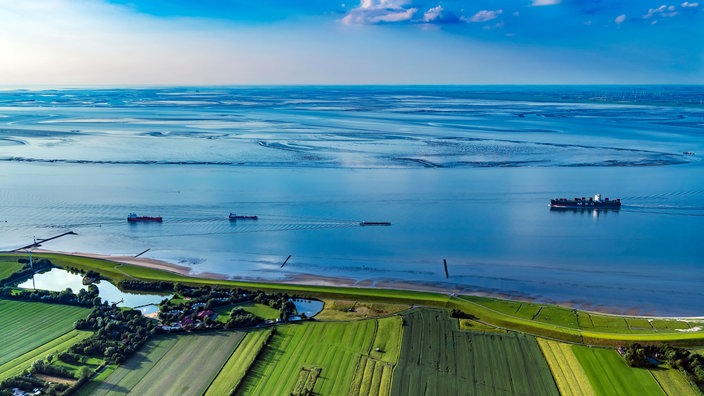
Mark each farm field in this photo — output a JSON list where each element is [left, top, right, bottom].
[[573, 345, 665, 396], [0, 329, 92, 381], [214, 302, 280, 322], [391, 308, 559, 396], [89, 331, 245, 396], [650, 367, 699, 396], [0, 299, 90, 366], [204, 328, 273, 396], [236, 317, 401, 395], [315, 299, 410, 321], [537, 338, 595, 396]]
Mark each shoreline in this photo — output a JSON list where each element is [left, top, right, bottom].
[[29, 249, 704, 320]]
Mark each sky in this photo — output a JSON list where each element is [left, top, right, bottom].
[[0, 0, 702, 86]]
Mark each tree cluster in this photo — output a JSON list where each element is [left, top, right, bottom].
[[622, 343, 704, 388], [72, 304, 156, 364], [0, 284, 99, 307]]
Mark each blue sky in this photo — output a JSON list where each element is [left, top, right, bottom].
[[0, 0, 702, 85]]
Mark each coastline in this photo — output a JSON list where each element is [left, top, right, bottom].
[[28, 249, 704, 320]]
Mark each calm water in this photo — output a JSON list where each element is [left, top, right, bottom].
[[1, 86, 702, 315]]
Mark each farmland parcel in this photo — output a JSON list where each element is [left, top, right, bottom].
[[392, 308, 559, 396]]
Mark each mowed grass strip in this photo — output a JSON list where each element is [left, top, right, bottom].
[[537, 338, 595, 396], [92, 332, 245, 396], [0, 330, 92, 381], [572, 345, 665, 396], [205, 328, 273, 396], [0, 299, 90, 366], [237, 320, 378, 396]]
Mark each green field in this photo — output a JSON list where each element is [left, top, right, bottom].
[[204, 329, 272, 396], [537, 338, 595, 396], [0, 329, 93, 381], [391, 308, 559, 396], [650, 367, 699, 396], [0, 299, 90, 366], [0, 257, 23, 281], [573, 345, 666, 396], [89, 332, 245, 396], [236, 317, 400, 395]]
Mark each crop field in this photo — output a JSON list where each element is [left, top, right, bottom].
[[650, 367, 698, 396], [204, 329, 273, 396], [0, 299, 90, 366], [90, 331, 245, 396], [348, 316, 403, 396], [0, 329, 92, 381], [537, 338, 595, 396], [391, 308, 559, 396], [236, 317, 399, 395], [573, 345, 665, 396]]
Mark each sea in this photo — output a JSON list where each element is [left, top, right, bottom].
[[0, 86, 702, 316]]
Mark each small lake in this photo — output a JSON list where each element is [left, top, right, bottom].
[[18, 268, 171, 311], [291, 298, 324, 318]]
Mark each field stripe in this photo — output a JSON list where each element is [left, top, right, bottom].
[[537, 338, 595, 396]]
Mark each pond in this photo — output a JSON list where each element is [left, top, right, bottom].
[[290, 298, 324, 318], [17, 268, 171, 312]]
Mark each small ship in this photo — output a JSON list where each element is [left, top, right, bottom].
[[229, 213, 258, 220], [550, 194, 621, 210]]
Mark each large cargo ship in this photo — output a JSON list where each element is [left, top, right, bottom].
[[127, 213, 163, 222], [550, 194, 621, 210]]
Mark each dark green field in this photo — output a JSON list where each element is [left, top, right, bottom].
[[392, 308, 559, 396]]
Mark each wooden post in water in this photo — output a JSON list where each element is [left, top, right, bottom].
[[281, 255, 292, 268], [443, 259, 449, 279]]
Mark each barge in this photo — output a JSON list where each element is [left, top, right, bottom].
[[550, 194, 621, 210]]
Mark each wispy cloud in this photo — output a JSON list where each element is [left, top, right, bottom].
[[681, 1, 699, 7], [532, 0, 561, 6], [341, 0, 417, 25], [423, 5, 443, 22], [465, 9, 503, 23], [643, 5, 679, 18], [615, 14, 627, 24]]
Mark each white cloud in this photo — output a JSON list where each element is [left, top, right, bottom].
[[531, 0, 561, 6], [615, 14, 627, 24], [341, 0, 417, 25], [643, 5, 679, 18], [467, 9, 503, 23], [424, 5, 443, 22], [681, 1, 699, 7]]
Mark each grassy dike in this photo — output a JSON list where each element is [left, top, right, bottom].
[[5, 252, 704, 346]]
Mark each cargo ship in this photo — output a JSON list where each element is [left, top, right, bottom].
[[360, 221, 391, 226], [550, 194, 621, 210], [127, 213, 163, 222], [229, 213, 258, 220]]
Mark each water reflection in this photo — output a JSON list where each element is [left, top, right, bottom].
[[290, 298, 323, 318], [17, 268, 171, 309]]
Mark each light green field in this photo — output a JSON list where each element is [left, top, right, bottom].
[[90, 332, 245, 396], [392, 308, 559, 396], [214, 302, 280, 322], [0, 257, 23, 281], [573, 345, 665, 396], [204, 329, 272, 396], [0, 329, 92, 381], [348, 316, 404, 396], [537, 338, 595, 396], [315, 300, 410, 321], [236, 319, 387, 395], [0, 299, 90, 366], [650, 367, 699, 396]]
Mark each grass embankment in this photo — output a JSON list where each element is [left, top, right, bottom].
[[12, 253, 704, 346], [89, 332, 245, 396], [392, 308, 559, 396], [0, 257, 24, 281], [0, 299, 90, 366]]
